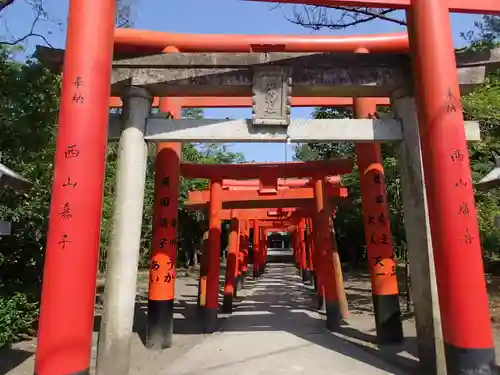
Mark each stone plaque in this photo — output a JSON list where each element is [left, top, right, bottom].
[[252, 66, 291, 126]]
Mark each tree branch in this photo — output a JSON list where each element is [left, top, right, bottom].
[[0, 0, 16, 13], [283, 4, 406, 31], [0, 0, 53, 47]]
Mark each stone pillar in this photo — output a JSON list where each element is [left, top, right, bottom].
[[354, 97, 403, 344], [392, 96, 445, 375], [34, 1, 116, 374], [97, 86, 151, 375]]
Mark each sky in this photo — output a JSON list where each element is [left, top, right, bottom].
[[1, 0, 483, 163]]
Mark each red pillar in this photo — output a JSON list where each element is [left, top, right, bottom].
[[314, 179, 341, 330], [204, 179, 222, 333], [253, 220, 260, 278], [354, 98, 403, 344], [298, 218, 310, 282], [260, 228, 268, 275], [408, 2, 495, 373], [222, 216, 239, 313], [240, 220, 250, 284], [197, 228, 209, 313], [147, 98, 182, 349], [34, 1, 116, 374], [306, 217, 314, 275]]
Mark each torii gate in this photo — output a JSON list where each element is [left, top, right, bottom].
[[32, 0, 500, 372], [185, 180, 350, 320]]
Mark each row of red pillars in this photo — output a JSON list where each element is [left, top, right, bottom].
[[33, 0, 496, 374]]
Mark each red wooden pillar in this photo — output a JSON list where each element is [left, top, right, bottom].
[[197, 227, 209, 314], [354, 98, 403, 344], [408, 2, 496, 373], [253, 220, 260, 278], [314, 179, 341, 330], [204, 179, 222, 333], [298, 218, 310, 282], [309, 216, 324, 309], [235, 220, 244, 293], [34, 1, 116, 374], [259, 228, 267, 275], [240, 220, 250, 285], [147, 97, 182, 349], [222, 216, 239, 313], [306, 217, 314, 278]]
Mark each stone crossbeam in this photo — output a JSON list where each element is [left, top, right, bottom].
[[35, 46, 500, 98], [107, 116, 481, 143]]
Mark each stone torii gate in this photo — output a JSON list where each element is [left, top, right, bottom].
[[33, 0, 500, 372]]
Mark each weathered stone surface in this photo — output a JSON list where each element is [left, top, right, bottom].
[[35, 46, 500, 98]]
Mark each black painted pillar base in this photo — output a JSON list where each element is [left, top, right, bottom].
[[372, 294, 404, 344], [35, 369, 90, 375], [253, 268, 259, 279], [301, 268, 313, 282], [259, 265, 265, 276], [325, 301, 341, 332], [222, 295, 233, 313], [146, 299, 174, 349], [316, 293, 326, 311], [445, 344, 497, 375], [241, 270, 247, 286], [235, 275, 242, 297], [203, 307, 218, 333]]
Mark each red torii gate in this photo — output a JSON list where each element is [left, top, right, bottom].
[[35, 0, 499, 372], [185, 180, 349, 320]]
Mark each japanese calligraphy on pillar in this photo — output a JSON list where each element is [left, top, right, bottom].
[[449, 146, 478, 246], [55, 76, 86, 250], [150, 171, 177, 289], [361, 162, 398, 293]]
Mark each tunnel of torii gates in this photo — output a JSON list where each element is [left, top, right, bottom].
[[30, 0, 500, 373]]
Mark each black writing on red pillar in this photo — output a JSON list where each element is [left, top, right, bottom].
[[445, 88, 458, 113], [374, 256, 385, 276], [151, 260, 160, 271], [450, 149, 465, 162], [161, 177, 170, 187], [72, 76, 85, 104], [375, 194, 384, 204], [58, 234, 71, 249], [370, 235, 377, 245], [59, 202, 73, 220], [458, 202, 470, 216], [378, 213, 386, 226], [464, 229, 474, 244], [73, 76, 84, 88], [373, 173, 383, 185], [390, 265, 396, 276], [62, 177, 77, 188], [65, 145, 80, 159], [158, 217, 176, 228], [455, 178, 468, 188], [160, 197, 170, 207], [380, 234, 389, 245], [367, 215, 375, 225]]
